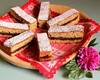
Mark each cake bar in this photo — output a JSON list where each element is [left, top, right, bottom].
[[36, 33, 52, 61], [47, 9, 80, 27], [10, 6, 37, 30], [38, 2, 50, 28], [3, 30, 34, 53], [48, 25, 84, 43], [0, 21, 29, 34]]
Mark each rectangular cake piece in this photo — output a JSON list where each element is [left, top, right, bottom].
[[0, 21, 29, 34], [47, 9, 80, 27], [36, 33, 52, 61], [3, 30, 34, 53], [10, 6, 37, 30], [38, 2, 50, 28], [48, 25, 84, 43]]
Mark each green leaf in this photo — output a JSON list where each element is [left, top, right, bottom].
[[90, 38, 96, 44], [63, 59, 86, 80], [90, 43, 98, 46], [78, 70, 86, 79], [88, 38, 98, 47], [65, 59, 77, 70], [69, 69, 85, 79], [97, 67, 100, 71], [63, 70, 70, 78], [85, 72, 93, 78]]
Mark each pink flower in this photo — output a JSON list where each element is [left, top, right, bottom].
[[77, 47, 100, 70]]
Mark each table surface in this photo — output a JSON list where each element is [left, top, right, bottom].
[[0, 0, 100, 80]]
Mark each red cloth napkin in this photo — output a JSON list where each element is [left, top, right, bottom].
[[15, 19, 100, 78]]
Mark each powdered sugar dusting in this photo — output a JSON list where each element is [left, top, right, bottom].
[[0, 21, 29, 30], [11, 6, 36, 23], [38, 2, 50, 20], [37, 33, 52, 51], [48, 25, 84, 32], [47, 9, 79, 26], [4, 31, 34, 47]]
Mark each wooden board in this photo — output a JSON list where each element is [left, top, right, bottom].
[[0, 4, 90, 69]]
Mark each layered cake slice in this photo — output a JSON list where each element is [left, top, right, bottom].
[[3, 30, 34, 53], [48, 25, 84, 43], [36, 33, 52, 61], [10, 6, 37, 30], [0, 21, 29, 34], [38, 2, 50, 28], [47, 9, 80, 27]]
